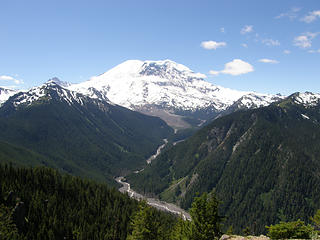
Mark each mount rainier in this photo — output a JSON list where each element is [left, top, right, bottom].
[[3, 59, 312, 129], [69, 59, 284, 128]]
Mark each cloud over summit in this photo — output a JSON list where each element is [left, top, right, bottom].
[[201, 41, 227, 50], [210, 59, 254, 77]]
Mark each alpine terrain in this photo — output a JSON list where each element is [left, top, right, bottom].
[[69, 60, 284, 129], [0, 87, 17, 106], [127, 92, 320, 233], [0, 78, 173, 183]]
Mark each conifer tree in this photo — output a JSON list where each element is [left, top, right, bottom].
[[0, 204, 20, 239], [189, 192, 223, 240], [127, 201, 160, 240], [170, 216, 191, 240], [311, 209, 320, 231]]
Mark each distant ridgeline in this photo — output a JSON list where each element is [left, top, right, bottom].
[[127, 92, 320, 234], [0, 81, 173, 184]]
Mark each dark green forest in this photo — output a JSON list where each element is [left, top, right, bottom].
[[0, 83, 173, 184], [127, 95, 320, 233], [0, 164, 179, 240], [1, 164, 319, 239]]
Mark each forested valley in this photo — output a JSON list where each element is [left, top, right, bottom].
[[1, 164, 320, 240]]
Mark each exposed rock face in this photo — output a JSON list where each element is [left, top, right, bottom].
[[220, 234, 270, 240]]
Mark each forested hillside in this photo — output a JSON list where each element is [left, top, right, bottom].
[[0, 83, 173, 184], [127, 93, 320, 233], [0, 164, 179, 240]]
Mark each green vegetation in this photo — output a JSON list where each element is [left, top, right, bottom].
[[127, 192, 223, 240], [0, 164, 180, 240], [0, 164, 138, 239], [0, 164, 227, 240], [189, 192, 223, 240], [128, 97, 320, 233], [266, 220, 314, 239], [0, 204, 20, 239], [0, 85, 173, 184], [2, 164, 320, 239], [311, 209, 320, 231], [126, 201, 177, 240]]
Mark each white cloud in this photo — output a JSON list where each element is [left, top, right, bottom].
[[294, 36, 311, 48], [209, 70, 220, 76], [209, 59, 254, 77], [275, 7, 301, 20], [258, 58, 279, 64], [221, 59, 254, 76], [241, 43, 248, 48], [293, 32, 319, 48], [283, 50, 291, 54], [262, 39, 280, 46], [201, 40, 227, 50], [308, 49, 320, 53], [301, 10, 320, 23], [0, 75, 14, 81], [241, 25, 253, 34], [0, 75, 23, 84], [220, 27, 225, 33]]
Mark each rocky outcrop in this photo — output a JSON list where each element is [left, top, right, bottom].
[[220, 234, 270, 240]]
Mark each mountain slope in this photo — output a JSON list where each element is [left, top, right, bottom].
[[0, 81, 173, 183], [0, 140, 53, 167], [0, 165, 178, 239], [70, 60, 283, 128], [127, 92, 320, 233]]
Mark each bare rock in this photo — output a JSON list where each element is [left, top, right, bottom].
[[219, 234, 270, 240]]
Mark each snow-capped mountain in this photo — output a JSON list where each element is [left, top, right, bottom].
[[0, 87, 18, 106], [70, 59, 247, 111], [1, 61, 319, 129], [290, 92, 320, 107], [227, 93, 285, 111], [0, 79, 173, 184], [69, 59, 283, 128], [5, 80, 110, 111], [46, 77, 71, 88]]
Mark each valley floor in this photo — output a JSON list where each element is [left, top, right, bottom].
[[115, 176, 191, 220]]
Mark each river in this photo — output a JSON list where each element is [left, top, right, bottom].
[[116, 138, 191, 220], [115, 176, 191, 220], [146, 138, 168, 164]]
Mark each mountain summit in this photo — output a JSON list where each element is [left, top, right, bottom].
[[70, 60, 283, 128], [46, 77, 71, 88]]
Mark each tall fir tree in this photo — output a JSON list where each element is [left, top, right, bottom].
[[127, 201, 161, 240], [189, 192, 223, 240]]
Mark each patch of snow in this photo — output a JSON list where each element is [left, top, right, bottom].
[[301, 114, 310, 120], [294, 92, 320, 107], [234, 93, 285, 109], [12, 86, 47, 107], [293, 92, 320, 107], [0, 87, 18, 106], [9, 80, 99, 108]]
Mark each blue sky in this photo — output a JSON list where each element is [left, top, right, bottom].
[[0, 0, 319, 95]]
